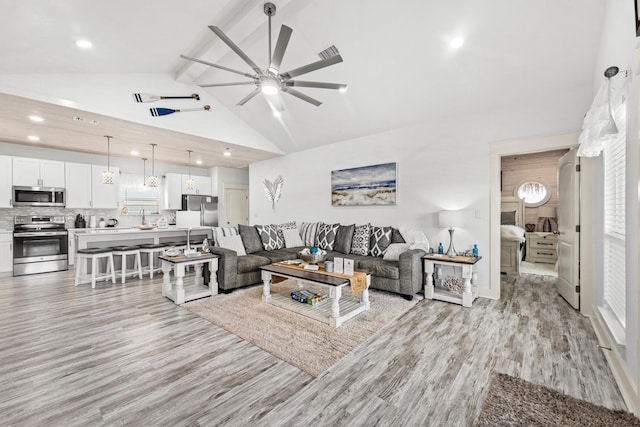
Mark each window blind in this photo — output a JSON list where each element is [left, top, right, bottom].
[[602, 99, 626, 327]]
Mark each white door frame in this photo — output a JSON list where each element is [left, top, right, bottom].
[[488, 132, 579, 300]]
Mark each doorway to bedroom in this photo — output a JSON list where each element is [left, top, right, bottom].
[[500, 149, 570, 279]]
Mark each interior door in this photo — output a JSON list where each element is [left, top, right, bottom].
[[224, 185, 249, 227], [557, 149, 580, 309]]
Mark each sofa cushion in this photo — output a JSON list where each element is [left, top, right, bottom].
[[300, 222, 321, 247], [350, 224, 371, 255], [369, 226, 392, 257], [277, 221, 297, 241], [356, 257, 400, 280], [254, 249, 299, 264], [316, 223, 340, 250], [238, 224, 264, 254], [255, 224, 285, 250], [334, 224, 355, 254], [218, 235, 247, 256], [237, 254, 271, 273], [391, 227, 405, 244]]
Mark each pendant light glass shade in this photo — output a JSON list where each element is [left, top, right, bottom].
[[102, 135, 115, 184], [147, 143, 158, 187], [186, 150, 194, 190]]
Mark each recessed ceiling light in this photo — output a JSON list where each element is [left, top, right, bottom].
[[76, 39, 93, 49], [450, 37, 464, 49], [195, 159, 203, 165], [27, 135, 40, 142], [339, 86, 348, 93], [131, 150, 139, 156], [28, 115, 44, 122], [223, 148, 231, 157]]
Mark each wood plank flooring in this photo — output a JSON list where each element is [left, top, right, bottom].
[[0, 270, 627, 426]]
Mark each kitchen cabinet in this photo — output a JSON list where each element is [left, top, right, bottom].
[[0, 234, 12, 274], [183, 175, 212, 195], [65, 162, 93, 208], [163, 173, 183, 210], [13, 157, 65, 187], [0, 156, 12, 208], [91, 165, 120, 209]]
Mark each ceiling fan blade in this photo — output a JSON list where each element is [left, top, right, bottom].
[[284, 81, 347, 91], [200, 81, 256, 88], [269, 25, 293, 73], [180, 54, 255, 79], [281, 55, 343, 80], [209, 26, 263, 75], [237, 88, 261, 106], [282, 87, 322, 107], [266, 94, 285, 112]]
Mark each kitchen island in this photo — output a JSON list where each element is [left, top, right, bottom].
[[70, 227, 213, 266]]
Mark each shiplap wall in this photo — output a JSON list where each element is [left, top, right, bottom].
[[501, 149, 569, 230]]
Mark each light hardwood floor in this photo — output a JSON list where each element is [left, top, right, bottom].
[[0, 270, 627, 426]]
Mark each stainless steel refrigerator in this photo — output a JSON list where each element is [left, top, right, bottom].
[[181, 195, 218, 226]]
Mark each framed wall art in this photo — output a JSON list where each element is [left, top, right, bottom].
[[331, 162, 397, 206]]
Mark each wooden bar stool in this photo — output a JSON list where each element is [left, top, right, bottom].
[[110, 245, 143, 284], [75, 248, 116, 288], [139, 243, 168, 278]]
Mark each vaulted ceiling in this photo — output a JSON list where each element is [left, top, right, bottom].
[[0, 0, 607, 167]]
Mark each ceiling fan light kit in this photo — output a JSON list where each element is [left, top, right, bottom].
[[182, 2, 347, 113]]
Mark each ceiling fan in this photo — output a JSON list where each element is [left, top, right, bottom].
[[180, 2, 347, 112]]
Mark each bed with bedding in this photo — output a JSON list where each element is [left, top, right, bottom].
[[500, 196, 526, 275]]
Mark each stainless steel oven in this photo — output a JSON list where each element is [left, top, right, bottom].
[[13, 216, 68, 276]]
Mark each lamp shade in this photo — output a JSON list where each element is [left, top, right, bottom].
[[439, 210, 464, 228], [538, 206, 556, 218]]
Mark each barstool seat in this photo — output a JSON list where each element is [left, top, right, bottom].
[[75, 248, 115, 288], [110, 245, 142, 284], [139, 243, 168, 278]]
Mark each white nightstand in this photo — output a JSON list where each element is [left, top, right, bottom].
[[525, 232, 558, 264]]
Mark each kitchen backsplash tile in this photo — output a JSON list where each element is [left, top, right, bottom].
[[0, 207, 176, 232]]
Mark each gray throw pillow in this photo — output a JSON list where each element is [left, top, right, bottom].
[[334, 224, 355, 254], [350, 224, 371, 255], [255, 224, 284, 251], [316, 223, 340, 250], [391, 227, 405, 244], [369, 226, 392, 257], [238, 224, 264, 254]]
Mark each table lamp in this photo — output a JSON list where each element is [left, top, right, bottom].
[[439, 210, 464, 257], [538, 206, 557, 232]]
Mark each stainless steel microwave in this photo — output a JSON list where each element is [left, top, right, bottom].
[[12, 186, 66, 207]]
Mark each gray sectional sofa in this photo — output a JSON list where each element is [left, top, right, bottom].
[[210, 223, 427, 300]]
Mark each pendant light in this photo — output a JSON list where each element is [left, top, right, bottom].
[[102, 135, 115, 184], [185, 150, 194, 190], [147, 143, 158, 187], [141, 157, 147, 187]]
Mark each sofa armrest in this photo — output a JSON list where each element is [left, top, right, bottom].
[[398, 248, 427, 296], [209, 246, 238, 290]]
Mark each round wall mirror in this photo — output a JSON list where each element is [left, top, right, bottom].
[[514, 180, 551, 207]]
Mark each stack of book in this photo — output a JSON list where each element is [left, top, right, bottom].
[[291, 289, 325, 305]]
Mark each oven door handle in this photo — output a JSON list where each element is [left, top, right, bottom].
[[14, 231, 68, 237]]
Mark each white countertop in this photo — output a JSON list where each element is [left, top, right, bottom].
[[70, 226, 212, 235]]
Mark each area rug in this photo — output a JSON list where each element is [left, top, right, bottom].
[[475, 373, 640, 426], [184, 280, 418, 377]]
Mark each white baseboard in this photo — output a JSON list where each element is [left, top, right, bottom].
[[590, 309, 639, 414]]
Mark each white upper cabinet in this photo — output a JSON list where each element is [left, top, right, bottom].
[[0, 156, 12, 208], [12, 157, 65, 187], [163, 173, 183, 210], [91, 165, 120, 209], [182, 175, 212, 195], [65, 162, 93, 208]]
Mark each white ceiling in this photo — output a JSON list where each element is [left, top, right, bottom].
[[0, 0, 607, 166]]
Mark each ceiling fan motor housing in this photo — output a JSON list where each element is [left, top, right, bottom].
[[264, 2, 276, 16]]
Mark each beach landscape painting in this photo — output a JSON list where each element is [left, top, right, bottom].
[[331, 162, 397, 206]]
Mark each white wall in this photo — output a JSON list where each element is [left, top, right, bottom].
[[250, 82, 593, 296]]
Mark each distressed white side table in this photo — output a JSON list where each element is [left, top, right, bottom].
[[423, 254, 482, 308]]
